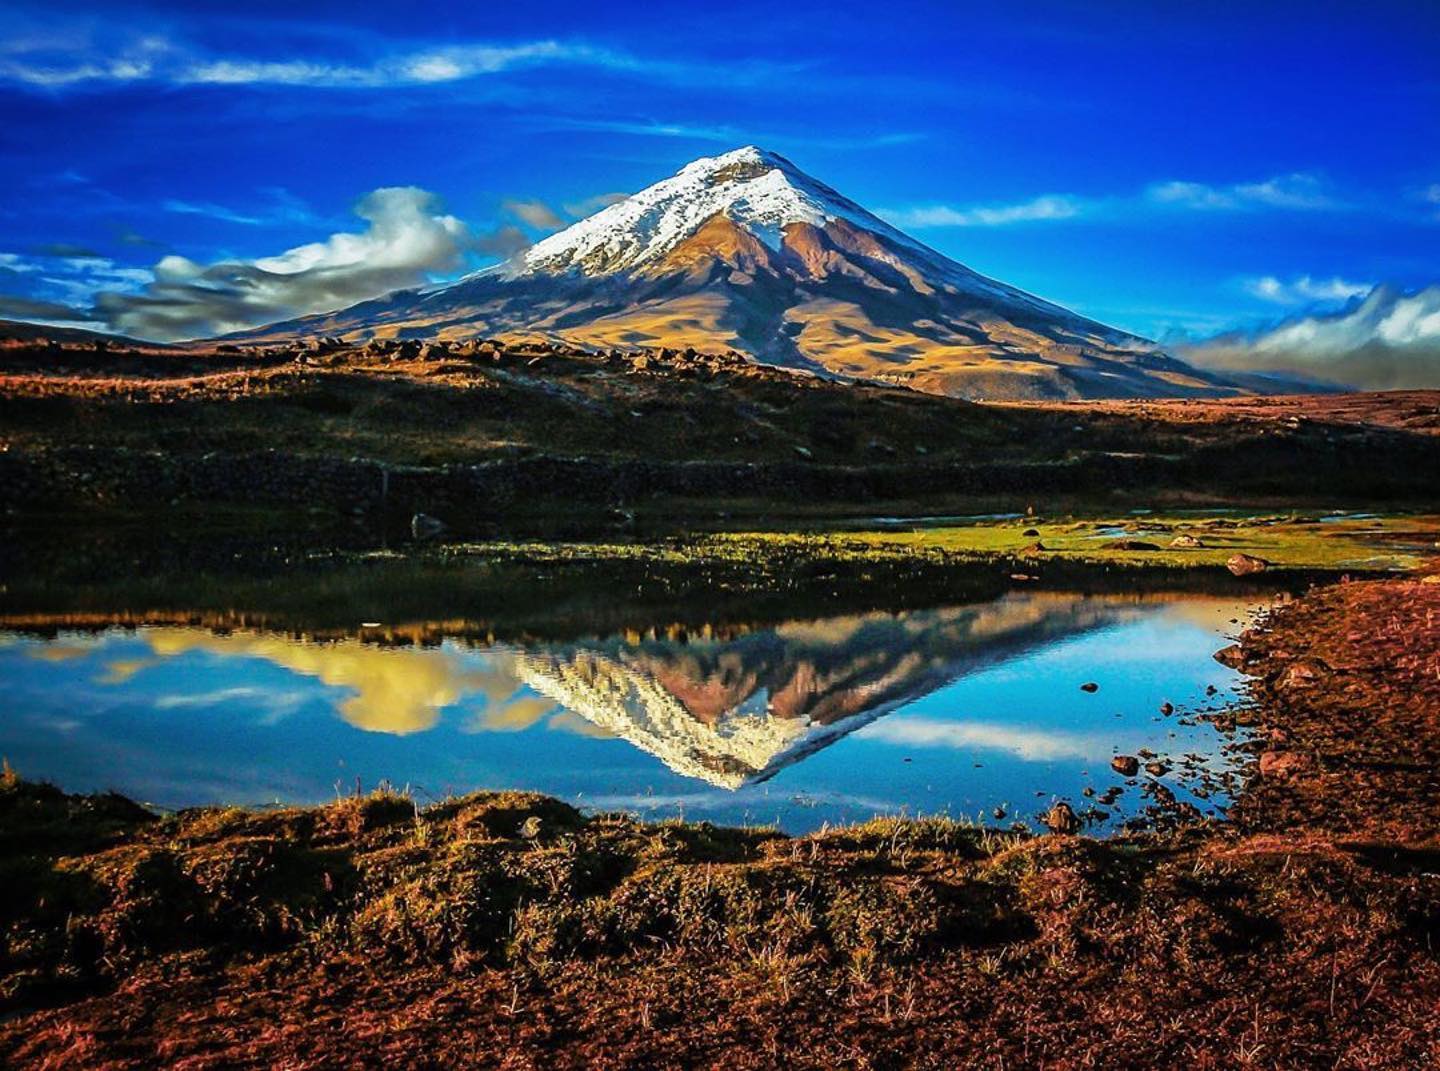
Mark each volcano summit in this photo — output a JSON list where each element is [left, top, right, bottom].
[[245, 147, 1246, 400]]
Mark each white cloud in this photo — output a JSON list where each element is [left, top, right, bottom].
[[174, 42, 596, 89], [1146, 172, 1336, 211], [881, 171, 1347, 230], [95, 186, 481, 339], [1184, 283, 1440, 390], [857, 717, 1104, 762], [0, 35, 691, 91], [1256, 285, 1440, 355], [881, 194, 1085, 229], [1243, 274, 1374, 305]]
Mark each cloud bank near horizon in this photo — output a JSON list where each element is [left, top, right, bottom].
[[96, 187, 484, 340], [1183, 283, 1440, 390], [0, 183, 627, 340]]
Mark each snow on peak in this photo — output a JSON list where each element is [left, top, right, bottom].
[[514, 145, 923, 277]]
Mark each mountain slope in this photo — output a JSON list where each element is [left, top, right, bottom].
[[239, 147, 1247, 401]]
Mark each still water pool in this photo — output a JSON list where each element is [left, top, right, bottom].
[[0, 590, 1259, 833]]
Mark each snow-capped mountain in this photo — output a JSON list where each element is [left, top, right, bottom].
[[241, 146, 1248, 400], [516, 146, 958, 280]]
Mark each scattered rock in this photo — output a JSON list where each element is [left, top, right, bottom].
[[1258, 751, 1313, 779], [1042, 801, 1079, 835], [1146, 781, 1177, 807], [1103, 539, 1161, 551], [1159, 701, 1175, 715], [1277, 659, 1328, 688], [1020, 541, 1046, 555], [1169, 534, 1204, 549], [1227, 553, 1270, 576], [1213, 644, 1248, 669], [1144, 761, 1170, 777], [1080, 681, 1099, 693], [991, 806, 1006, 820], [1111, 755, 1140, 777], [1022, 527, 1040, 537]]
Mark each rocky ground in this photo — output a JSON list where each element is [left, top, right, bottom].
[[1, 569, 1437, 1068], [1225, 572, 1440, 839], [3, 336, 1440, 534]]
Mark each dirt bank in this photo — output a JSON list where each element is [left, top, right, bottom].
[[1227, 571, 1440, 839]]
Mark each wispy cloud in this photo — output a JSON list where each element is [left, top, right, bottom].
[[1243, 274, 1374, 305], [0, 250, 153, 310], [501, 199, 566, 232], [528, 117, 925, 153], [562, 192, 630, 218], [0, 30, 809, 96], [32, 242, 101, 258], [0, 294, 102, 322], [531, 117, 741, 141], [0, 35, 645, 90], [0, 252, 40, 275], [1421, 183, 1440, 220], [163, 200, 267, 226], [1146, 172, 1338, 211], [162, 188, 320, 228], [882, 194, 1084, 229], [882, 171, 1347, 229]]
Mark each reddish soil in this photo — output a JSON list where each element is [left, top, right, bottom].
[[1227, 571, 1440, 839], [1011, 389, 1440, 437]]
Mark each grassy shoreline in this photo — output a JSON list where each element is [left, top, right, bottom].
[[2, 569, 1438, 1067]]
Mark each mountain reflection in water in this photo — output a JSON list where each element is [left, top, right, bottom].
[[511, 595, 1126, 787], [0, 591, 1252, 831]]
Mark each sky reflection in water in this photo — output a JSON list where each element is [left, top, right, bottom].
[[0, 592, 1253, 833]]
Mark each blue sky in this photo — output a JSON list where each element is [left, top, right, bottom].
[[1, 0, 1436, 346]]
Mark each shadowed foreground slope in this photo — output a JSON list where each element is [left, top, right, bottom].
[[4, 337, 1440, 534]]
